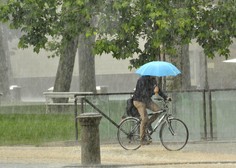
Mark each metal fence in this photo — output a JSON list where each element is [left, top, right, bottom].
[[75, 88, 236, 143]]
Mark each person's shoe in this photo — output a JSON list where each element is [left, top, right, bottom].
[[140, 137, 152, 145]]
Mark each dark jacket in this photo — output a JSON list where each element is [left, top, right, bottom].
[[133, 76, 167, 104]]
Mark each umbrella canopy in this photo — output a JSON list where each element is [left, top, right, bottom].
[[136, 61, 181, 77]]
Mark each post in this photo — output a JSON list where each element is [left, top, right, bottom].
[[74, 96, 78, 141], [203, 90, 207, 140], [78, 112, 102, 165], [209, 90, 213, 140], [0, 93, 2, 105]]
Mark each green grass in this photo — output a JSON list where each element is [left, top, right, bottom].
[[0, 105, 78, 146], [0, 113, 76, 146], [1, 105, 42, 113], [0, 99, 126, 146]]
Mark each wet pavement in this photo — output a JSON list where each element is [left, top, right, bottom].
[[0, 141, 236, 168]]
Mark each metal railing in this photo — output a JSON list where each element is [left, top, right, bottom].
[[74, 92, 132, 141], [73, 88, 236, 142]]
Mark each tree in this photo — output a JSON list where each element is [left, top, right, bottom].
[[78, 34, 96, 92], [52, 1, 99, 93], [195, 0, 236, 59], [0, 24, 10, 99], [94, 0, 236, 90], [1, 0, 236, 94], [78, 16, 98, 93], [0, 0, 99, 96]]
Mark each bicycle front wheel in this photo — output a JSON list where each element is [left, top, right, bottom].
[[117, 117, 141, 150], [160, 118, 189, 151]]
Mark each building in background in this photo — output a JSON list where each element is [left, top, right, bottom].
[[189, 40, 236, 90], [8, 38, 138, 101], [7, 37, 236, 101]]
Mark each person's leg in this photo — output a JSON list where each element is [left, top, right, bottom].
[[146, 101, 161, 129], [133, 101, 149, 144]]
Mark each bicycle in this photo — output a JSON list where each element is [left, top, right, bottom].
[[117, 98, 189, 151]]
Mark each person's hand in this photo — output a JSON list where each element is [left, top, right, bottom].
[[154, 86, 159, 95], [166, 97, 172, 101]]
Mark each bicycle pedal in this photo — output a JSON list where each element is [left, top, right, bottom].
[[140, 138, 152, 145]]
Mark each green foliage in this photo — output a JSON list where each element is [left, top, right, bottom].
[[0, 0, 60, 53], [195, 1, 236, 59], [0, 0, 98, 56], [94, 0, 236, 68], [94, 1, 193, 68], [1, 0, 236, 68]]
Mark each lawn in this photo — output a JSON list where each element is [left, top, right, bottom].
[[0, 99, 127, 146], [0, 105, 77, 146]]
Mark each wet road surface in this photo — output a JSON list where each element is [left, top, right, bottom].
[[0, 141, 236, 168]]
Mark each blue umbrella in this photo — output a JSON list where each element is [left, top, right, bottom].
[[136, 61, 181, 77]]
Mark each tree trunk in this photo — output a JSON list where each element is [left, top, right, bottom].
[[168, 44, 191, 90], [180, 44, 191, 90], [78, 34, 96, 93], [0, 24, 10, 99], [53, 37, 79, 94]]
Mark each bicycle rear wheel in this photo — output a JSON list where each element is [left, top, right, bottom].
[[160, 118, 189, 151], [117, 117, 141, 150]]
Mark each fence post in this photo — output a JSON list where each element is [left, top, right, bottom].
[[203, 90, 207, 140], [74, 96, 78, 141], [78, 112, 102, 165], [208, 90, 213, 140], [0, 93, 2, 105]]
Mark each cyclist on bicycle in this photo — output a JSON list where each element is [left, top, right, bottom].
[[133, 75, 170, 145]]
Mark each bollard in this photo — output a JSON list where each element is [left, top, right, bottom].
[[78, 112, 102, 165]]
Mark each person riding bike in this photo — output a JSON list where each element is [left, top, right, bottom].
[[133, 76, 171, 145]]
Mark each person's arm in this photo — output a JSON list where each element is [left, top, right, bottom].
[[157, 87, 168, 100]]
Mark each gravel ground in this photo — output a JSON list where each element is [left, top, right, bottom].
[[0, 141, 236, 168]]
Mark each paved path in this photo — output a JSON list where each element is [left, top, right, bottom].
[[0, 142, 236, 168]]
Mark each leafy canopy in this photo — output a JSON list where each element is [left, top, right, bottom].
[[94, 0, 236, 68], [0, 0, 98, 56], [1, 0, 236, 68]]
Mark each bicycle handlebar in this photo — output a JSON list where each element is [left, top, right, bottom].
[[153, 97, 172, 102]]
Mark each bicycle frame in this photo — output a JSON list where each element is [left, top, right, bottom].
[[148, 100, 173, 135], [150, 112, 167, 135], [117, 99, 189, 151], [119, 100, 172, 138]]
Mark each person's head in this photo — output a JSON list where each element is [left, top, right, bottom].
[[141, 75, 150, 79]]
